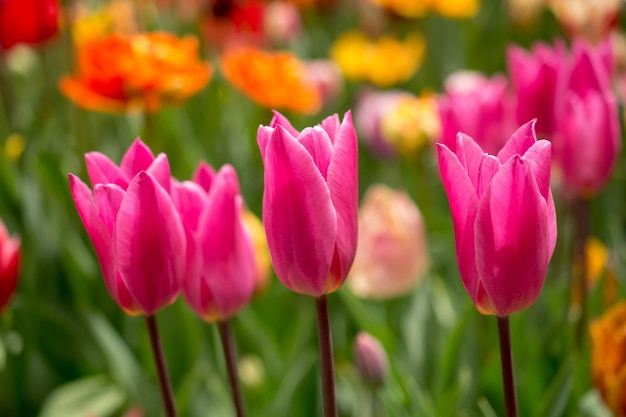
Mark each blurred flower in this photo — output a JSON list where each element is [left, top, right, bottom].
[[354, 332, 389, 388], [438, 121, 556, 316], [590, 301, 626, 416], [354, 89, 411, 157], [0, 220, 20, 315], [3, 133, 25, 161], [506, 0, 546, 27], [347, 184, 428, 300], [221, 46, 321, 114], [240, 209, 272, 296], [548, 0, 619, 43], [257, 111, 358, 296], [71, 0, 138, 47], [69, 140, 185, 316], [438, 71, 516, 154], [367, 0, 478, 18], [202, 0, 266, 50], [263, 1, 301, 45], [330, 31, 425, 87], [60, 32, 212, 114], [0, 0, 59, 51], [155, 0, 203, 21], [507, 40, 569, 138], [172, 163, 255, 322], [238, 355, 266, 388], [551, 38, 619, 197], [586, 237, 609, 288], [380, 94, 441, 157], [304, 59, 344, 108]]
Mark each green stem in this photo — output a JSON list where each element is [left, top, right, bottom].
[[217, 320, 246, 417], [497, 316, 518, 417], [145, 315, 178, 417], [315, 295, 338, 417]]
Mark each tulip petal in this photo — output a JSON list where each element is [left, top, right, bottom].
[[475, 156, 550, 316], [326, 111, 358, 291], [120, 139, 155, 178], [115, 172, 185, 315], [455, 133, 485, 192], [192, 161, 216, 192], [69, 174, 119, 304], [320, 113, 341, 142], [477, 154, 500, 197], [189, 166, 255, 321], [85, 152, 129, 189], [94, 184, 125, 234], [263, 126, 337, 295], [437, 144, 480, 301], [497, 120, 536, 163], [270, 110, 300, 137], [145, 154, 171, 193], [257, 125, 275, 161], [298, 126, 333, 178]]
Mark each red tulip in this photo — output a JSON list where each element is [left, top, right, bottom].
[[0, 220, 20, 314], [0, 0, 59, 51]]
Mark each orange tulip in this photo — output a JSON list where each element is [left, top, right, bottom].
[[590, 301, 626, 416], [220, 46, 321, 114], [60, 32, 212, 114]]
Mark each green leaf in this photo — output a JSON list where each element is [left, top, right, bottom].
[[38, 375, 125, 417], [533, 356, 576, 417]]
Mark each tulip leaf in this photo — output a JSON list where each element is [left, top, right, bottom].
[[38, 375, 125, 417], [532, 356, 575, 417]]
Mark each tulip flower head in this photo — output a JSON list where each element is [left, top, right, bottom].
[[0, 0, 59, 51], [437, 121, 557, 316], [69, 139, 186, 316], [171, 163, 256, 322], [354, 332, 389, 388], [0, 220, 20, 314], [257, 111, 358, 296]]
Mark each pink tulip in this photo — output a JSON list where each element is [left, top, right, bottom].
[[0, 220, 20, 314], [69, 139, 186, 315], [438, 71, 516, 155], [257, 111, 358, 296], [437, 121, 557, 316], [354, 332, 389, 388], [171, 163, 256, 322], [507, 40, 569, 138], [552, 38, 620, 197]]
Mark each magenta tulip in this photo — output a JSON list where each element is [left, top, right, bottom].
[[437, 121, 557, 316], [171, 163, 256, 322], [438, 71, 516, 155], [507, 40, 569, 138], [257, 111, 358, 296], [552, 38, 620, 197], [0, 220, 20, 315], [69, 139, 186, 315]]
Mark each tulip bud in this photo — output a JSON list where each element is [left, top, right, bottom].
[[590, 301, 626, 416], [438, 71, 516, 154], [0, 220, 20, 314], [69, 139, 186, 316], [354, 332, 389, 388], [437, 121, 557, 316], [347, 184, 429, 300], [257, 111, 358, 296]]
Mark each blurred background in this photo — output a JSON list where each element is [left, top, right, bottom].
[[0, 0, 625, 416]]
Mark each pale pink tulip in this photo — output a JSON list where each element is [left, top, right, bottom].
[[354, 332, 389, 388], [172, 163, 256, 321], [257, 111, 358, 296], [437, 121, 557, 316], [69, 139, 186, 315], [347, 184, 428, 300]]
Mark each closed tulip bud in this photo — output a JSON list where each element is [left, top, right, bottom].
[[257, 111, 358, 296], [172, 163, 256, 322], [69, 139, 186, 316], [590, 301, 626, 416], [552, 38, 620, 197], [347, 184, 428, 300], [437, 121, 557, 316], [438, 71, 516, 155], [354, 332, 389, 388], [0, 220, 20, 314], [507, 40, 569, 138]]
